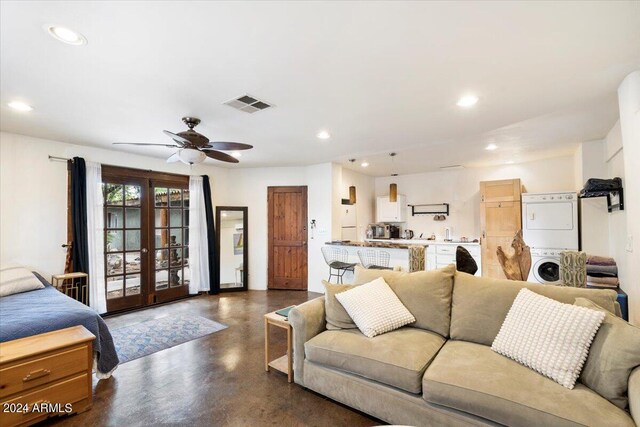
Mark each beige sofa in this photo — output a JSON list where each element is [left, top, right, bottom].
[[289, 266, 639, 427]]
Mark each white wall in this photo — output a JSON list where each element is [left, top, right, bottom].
[[0, 132, 226, 280], [573, 140, 610, 256], [374, 156, 575, 241], [215, 163, 336, 293], [0, 131, 340, 294], [617, 71, 640, 325], [605, 124, 627, 296]]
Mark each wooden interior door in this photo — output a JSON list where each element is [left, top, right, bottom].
[[480, 179, 522, 279], [268, 186, 308, 290], [480, 179, 521, 203]]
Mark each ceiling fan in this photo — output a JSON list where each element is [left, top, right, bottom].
[[113, 117, 253, 165]]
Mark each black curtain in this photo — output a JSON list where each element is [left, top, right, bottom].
[[202, 175, 220, 294], [70, 157, 89, 274]]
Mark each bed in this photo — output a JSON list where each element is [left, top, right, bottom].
[[0, 273, 119, 378]]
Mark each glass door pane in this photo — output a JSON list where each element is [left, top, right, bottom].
[[103, 180, 147, 312], [152, 186, 190, 302]]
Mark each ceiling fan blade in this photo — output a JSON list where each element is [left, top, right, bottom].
[[113, 142, 179, 147], [163, 130, 190, 146], [207, 141, 254, 151], [202, 149, 240, 163], [166, 152, 180, 163]]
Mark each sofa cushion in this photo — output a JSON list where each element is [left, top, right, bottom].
[[322, 281, 357, 330], [450, 271, 619, 346], [305, 327, 445, 394], [423, 340, 635, 427], [575, 297, 640, 409], [492, 289, 605, 389], [352, 264, 455, 337], [335, 277, 415, 338]]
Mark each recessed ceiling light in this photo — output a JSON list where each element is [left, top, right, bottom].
[[485, 144, 498, 151], [7, 101, 33, 112], [45, 25, 87, 45], [360, 161, 369, 168], [316, 130, 331, 140], [457, 95, 479, 108], [230, 151, 242, 158]]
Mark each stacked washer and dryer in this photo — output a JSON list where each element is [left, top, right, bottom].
[[521, 191, 579, 284]]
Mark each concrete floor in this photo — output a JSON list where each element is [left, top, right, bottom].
[[46, 290, 381, 427]]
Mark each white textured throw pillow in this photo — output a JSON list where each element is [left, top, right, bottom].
[[492, 288, 605, 389], [0, 265, 45, 297], [335, 277, 415, 338]]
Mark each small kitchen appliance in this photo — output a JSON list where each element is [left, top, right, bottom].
[[370, 224, 391, 239]]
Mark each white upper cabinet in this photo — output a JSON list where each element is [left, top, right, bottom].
[[376, 195, 407, 223]]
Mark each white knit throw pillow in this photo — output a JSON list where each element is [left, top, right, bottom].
[[492, 288, 605, 389], [335, 277, 415, 338]]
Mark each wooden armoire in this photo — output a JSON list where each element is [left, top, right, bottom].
[[480, 179, 522, 279]]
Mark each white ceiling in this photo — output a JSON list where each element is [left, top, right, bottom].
[[1, 1, 639, 176]]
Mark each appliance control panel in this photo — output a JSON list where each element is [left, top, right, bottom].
[[530, 248, 572, 256], [522, 192, 576, 203]]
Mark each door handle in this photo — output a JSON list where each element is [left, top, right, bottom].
[[141, 248, 148, 254], [302, 241, 307, 246]]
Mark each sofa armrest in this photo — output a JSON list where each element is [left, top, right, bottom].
[[630, 366, 640, 425], [288, 297, 326, 386]]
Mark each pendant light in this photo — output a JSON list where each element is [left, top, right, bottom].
[[389, 153, 398, 202], [348, 159, 357, 204], [349, 186, 357, 204]]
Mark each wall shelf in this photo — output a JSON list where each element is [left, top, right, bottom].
[[579, 189, 624, 212], [408, 203, 449, 216], [579, 178, 624, 213]]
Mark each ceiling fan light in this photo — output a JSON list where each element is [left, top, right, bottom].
[[178, 148, 206, 165]]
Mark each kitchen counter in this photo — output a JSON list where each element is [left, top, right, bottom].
[[326, 240, 428, 249], [366, 238, 480, 246]]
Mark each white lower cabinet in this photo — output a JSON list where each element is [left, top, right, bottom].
[[426, 243, 482, 276]]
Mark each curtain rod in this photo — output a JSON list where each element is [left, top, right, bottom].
[[48, 155, 71, 162]]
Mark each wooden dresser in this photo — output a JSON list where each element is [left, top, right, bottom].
[[0, 326, 95, 427]]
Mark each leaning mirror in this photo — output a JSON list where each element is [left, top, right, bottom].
[[216, 207, 248, 292]]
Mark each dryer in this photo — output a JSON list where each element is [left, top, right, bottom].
[[522, 191, 579, 250]]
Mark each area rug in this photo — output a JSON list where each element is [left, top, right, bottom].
[[110, 314, 227, 363]]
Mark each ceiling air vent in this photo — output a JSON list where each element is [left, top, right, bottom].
[[224, 94, 273, 114], [440, 165, 464, 171]]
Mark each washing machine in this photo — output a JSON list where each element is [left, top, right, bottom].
[[528, 248, 563, 284]]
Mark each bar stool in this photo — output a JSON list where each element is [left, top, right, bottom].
[[321, 246, 357, 284], [357, 249, 392, 270]]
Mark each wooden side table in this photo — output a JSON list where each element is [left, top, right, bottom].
[[51, 273, 89, 306], [264, 311, 293, 383]]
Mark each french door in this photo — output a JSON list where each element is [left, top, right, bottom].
[[102, 166, 190, 313]]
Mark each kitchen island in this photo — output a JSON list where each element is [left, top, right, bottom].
[[324, 238, 482, 281]]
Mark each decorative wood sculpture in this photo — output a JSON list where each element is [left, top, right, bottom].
[[496, 230, 531, 281]]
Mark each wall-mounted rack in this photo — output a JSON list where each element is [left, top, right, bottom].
[[408, 203, 449, 216], [579, 177, 624, 213], [579, 188, 624, 212]]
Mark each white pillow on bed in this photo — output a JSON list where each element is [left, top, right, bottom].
[[0, 265, 44, 297]]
